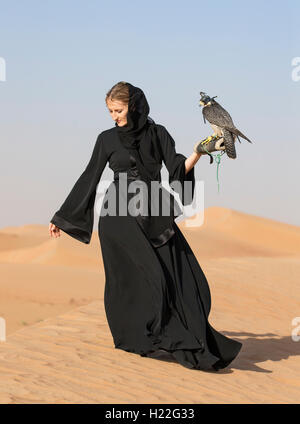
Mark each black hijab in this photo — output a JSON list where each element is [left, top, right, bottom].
[[114, 82, 181, 247], [115, 82, 161, 174]]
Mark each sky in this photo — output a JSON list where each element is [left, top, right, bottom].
[[0, 0, 299, 229]]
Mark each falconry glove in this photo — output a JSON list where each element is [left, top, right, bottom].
[[194, 134, 225, 164]]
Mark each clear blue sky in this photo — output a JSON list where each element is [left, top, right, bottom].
[[0, 0, 299, 228]]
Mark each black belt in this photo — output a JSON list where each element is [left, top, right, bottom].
[[113, 171, 147, 182]]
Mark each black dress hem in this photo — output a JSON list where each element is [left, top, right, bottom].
[[112, 314, 242, 372]]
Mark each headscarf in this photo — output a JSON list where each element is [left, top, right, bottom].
[[115, 82, 161, 172], [114, 82, 181, 247]]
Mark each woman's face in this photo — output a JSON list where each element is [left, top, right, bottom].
[[106, 98, 128, 126]]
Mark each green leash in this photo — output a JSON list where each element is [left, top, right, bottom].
[[201, 144, 226, 193]]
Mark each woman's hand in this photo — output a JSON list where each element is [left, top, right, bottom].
[[49, 222, 61, 238]]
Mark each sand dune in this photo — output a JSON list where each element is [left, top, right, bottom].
[[183, 207, 300, 257], [0, 206, 299, 403]]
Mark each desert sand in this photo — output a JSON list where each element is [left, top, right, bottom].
[[0, 206, 299, 403]]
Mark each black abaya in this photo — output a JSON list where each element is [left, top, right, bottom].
[[51, 124, 242, 371]]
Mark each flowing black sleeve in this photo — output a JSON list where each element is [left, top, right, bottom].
[[157, 124, 195, 206], [50, 133, 108, 244]]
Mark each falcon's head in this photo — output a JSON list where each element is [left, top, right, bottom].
[[199, 92, 217, 107]]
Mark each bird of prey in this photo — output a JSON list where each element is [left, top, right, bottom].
[[199, 91, 253, 159]]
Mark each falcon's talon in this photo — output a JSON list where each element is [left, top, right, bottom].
[[194, 134, 226, 156], [200, 134, 220, 145]]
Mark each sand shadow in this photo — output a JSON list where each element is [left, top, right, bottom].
[[219, 331, 300, 373], [142, 332, 300, 374]]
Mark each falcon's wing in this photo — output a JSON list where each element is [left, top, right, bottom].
[[203, 101, 253, 143], [202, 101, 235, 129]]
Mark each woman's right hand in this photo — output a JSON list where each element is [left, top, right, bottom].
[[49, 222, 61, 238]]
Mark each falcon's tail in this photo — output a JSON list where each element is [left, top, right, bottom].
[[226, 127, 253, 143]]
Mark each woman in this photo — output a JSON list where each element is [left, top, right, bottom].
[[49, 81, 242, 371]]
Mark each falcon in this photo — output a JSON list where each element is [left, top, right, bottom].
[[199, 91, 253, 159]]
